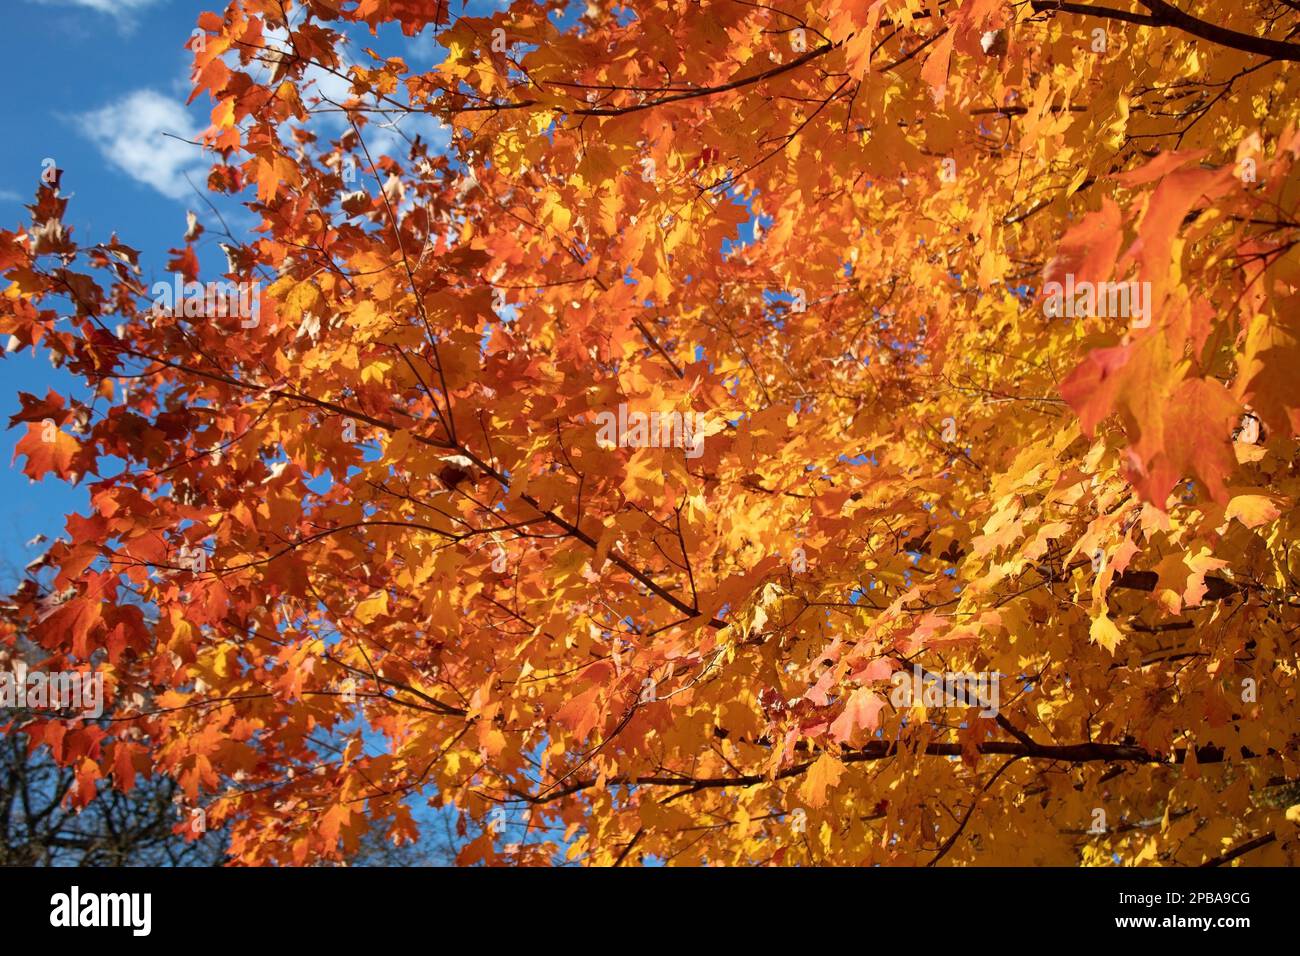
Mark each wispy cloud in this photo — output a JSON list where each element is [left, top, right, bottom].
[[28, 0, 164, 15], [27, 0, 166, 36], [73, 90, 206, 201]]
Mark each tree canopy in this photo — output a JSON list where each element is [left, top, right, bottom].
[[4, 0, 1300, 865]]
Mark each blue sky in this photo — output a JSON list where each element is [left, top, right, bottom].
[[1, 0, 216, 585]]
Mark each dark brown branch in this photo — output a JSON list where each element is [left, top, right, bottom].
[[1031, 0, 1300, 61], [1198, 831, 1277, 866], [1030, 0, 1160, 27], [1139, 0, 1300, 60], [453, 41, 841, 116], [509, 739, 1264, 805]]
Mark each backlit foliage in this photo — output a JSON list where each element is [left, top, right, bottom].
[[4, 0, 1300, 865]]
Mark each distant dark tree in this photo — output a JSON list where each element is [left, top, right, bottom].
[[0, 730, 229, 867]]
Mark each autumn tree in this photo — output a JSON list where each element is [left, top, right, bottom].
[[3, 0, 1300, 865]]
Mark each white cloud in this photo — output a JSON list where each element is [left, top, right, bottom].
[[29, 0, 163, 16], [74, 90, 206, 201]]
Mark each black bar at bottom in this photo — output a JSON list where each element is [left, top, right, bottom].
[[0, 865, 1284, 945]]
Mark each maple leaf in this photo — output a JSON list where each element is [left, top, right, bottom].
[[799, 753, 845, 809], [1222, 494, 1281, 529], [1089, 613, 1122, 655], [555, 685, 604, 743], [166, 245, 201, 283], [353, 591, 389, 624], [829, 688, 886, 744], [13, 421, 80, 481]]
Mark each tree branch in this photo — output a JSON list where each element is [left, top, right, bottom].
[[1031, 0, 1300, 61]]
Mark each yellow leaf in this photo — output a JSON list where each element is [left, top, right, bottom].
[[284, 280, 321, 320], [1090, 613, 1122, 654], [360, 358, 393, 385], [354, 590, 389, 624], [211, 97, 235, 130], [1224, 494, 1281, 529], [799, 753, 844, 809]]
